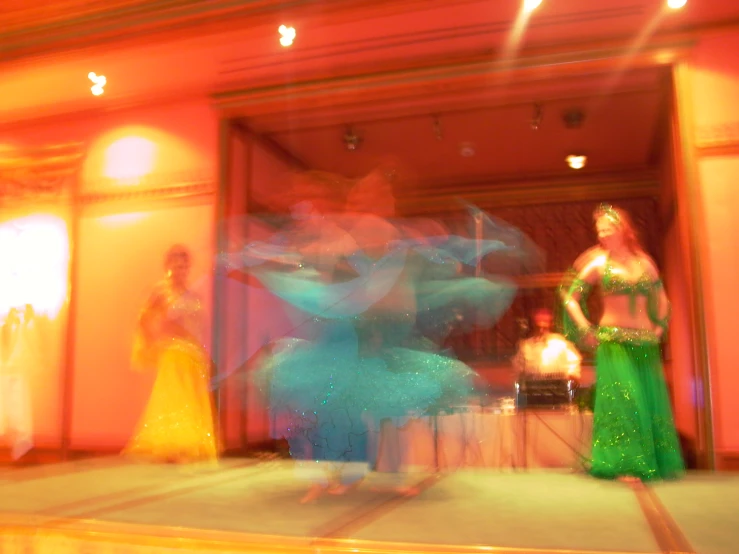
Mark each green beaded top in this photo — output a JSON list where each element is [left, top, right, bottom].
[[602, 260, 663, 316], [602, 261, 660, 296], [557, 264, 670, 348]]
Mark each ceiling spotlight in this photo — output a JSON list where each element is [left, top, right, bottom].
[[343, 126, 361, 151], [523, 0, 543, 13], [88, 72, 106, 96], [666, 0, 687, 9], [566, 155, 587, 170], [279, 25, 296, 47]]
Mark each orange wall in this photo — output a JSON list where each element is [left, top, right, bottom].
[[1, 98, 218, 450], [687, 32, 739, 458], [219, 130, 253, 451], [661, 130, 697, 442]]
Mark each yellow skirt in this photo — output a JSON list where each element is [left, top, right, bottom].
[[124, 338, 219, 463]]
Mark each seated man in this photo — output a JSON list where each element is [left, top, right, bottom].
[[513, 308, 581, 381]]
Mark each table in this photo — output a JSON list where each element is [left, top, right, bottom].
[[371, 408, 593, 472]]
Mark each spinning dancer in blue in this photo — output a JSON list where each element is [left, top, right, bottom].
[[220, 164, 541, 502]]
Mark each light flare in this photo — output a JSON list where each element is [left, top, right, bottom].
[[566, 155, 587, 170], [667, 0, 687, 10], [88, 72, 107, 96], [523, 0, 542, 13], [0, 215, 69, 318], [279, 25, 296, 47]]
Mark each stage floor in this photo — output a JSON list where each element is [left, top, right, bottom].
[[0, 457, 736, 554]]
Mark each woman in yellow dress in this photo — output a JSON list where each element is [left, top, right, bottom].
[[123, 245, 218, 463]]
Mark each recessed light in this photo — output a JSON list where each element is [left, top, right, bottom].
[[279, 25, 296, 47], [666, 0, 687, 10], [88, 72, 106, 96], [566, 155, 587, 170], [523, 0, 543, 13]]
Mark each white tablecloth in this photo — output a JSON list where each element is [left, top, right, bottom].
[[371, 409, 593, 472]]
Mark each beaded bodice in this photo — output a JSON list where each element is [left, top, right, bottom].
[[559, 254, 670, 345], [601, 260, 662, 316], [159, 283, 203, 342], [601, 260, 659, 297]]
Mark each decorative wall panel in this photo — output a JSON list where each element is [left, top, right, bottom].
[[435, 196, 661, 362]]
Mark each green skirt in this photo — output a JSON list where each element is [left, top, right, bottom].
[[589, 327, 684, 481]]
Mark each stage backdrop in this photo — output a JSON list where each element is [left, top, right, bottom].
[[416, 197, 662, 364]]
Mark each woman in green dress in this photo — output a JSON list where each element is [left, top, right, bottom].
[[560, 204, 683, 482]]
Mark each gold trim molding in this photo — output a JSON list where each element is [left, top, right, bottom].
[[397, 170, 660, 214], [79, 180, 214, 205], [716, 450, 739, 471], [695, 121, 739, 156], [0, 142, 84, 203]]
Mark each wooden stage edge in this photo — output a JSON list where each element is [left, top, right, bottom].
[[0, 513, 656, 554]]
